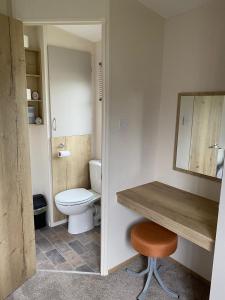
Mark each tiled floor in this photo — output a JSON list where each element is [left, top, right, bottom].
[[35, 224, 100, 273]]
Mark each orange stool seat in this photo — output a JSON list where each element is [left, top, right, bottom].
[[128, 221, 179, 299], [131, 221, 178, 258]]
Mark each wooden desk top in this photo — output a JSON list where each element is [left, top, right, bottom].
[[117, 181, 219, 252]]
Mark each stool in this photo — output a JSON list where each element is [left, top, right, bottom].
[[127, 221, 179, 300]]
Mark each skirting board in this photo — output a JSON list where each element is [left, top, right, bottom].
[[109, 254, 210, 286], [50, 219, 67, 227], [109, 254, 140, 274]]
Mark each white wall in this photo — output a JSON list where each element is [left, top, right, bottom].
[[0, 0, 8, 15], [28, 126, 51, 197], [12, 0, 106, 21], [46, 26, 95, 54], [107, 0, 164, 269], [155, 0, 225, 280]]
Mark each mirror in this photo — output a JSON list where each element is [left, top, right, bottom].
[[174, 92, 225, 180]]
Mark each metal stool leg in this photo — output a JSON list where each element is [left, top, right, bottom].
[[153, 258, 179, 299], [127, 257, 179, 299], [137, 258, 154, 300], [126, 257, 151, 277]]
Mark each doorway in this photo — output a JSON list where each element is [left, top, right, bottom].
[[24, 23, 104, 274]]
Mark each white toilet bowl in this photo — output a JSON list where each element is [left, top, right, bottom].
[[55, 160, 101, 234], [55, 188, 100, 234]]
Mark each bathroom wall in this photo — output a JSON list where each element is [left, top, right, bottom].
[[155, 0, 225, 280]]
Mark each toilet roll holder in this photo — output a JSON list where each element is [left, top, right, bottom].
[[58, 143, 65, 149]]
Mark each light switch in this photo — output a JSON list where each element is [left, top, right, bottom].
[[118, 119, 128, 130]]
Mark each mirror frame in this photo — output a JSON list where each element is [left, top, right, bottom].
[[173, 91, 225, 182]]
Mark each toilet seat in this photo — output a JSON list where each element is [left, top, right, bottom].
[[55, 188, 100, 206]]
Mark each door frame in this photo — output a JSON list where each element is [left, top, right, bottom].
[[23, 19, 110, 276]]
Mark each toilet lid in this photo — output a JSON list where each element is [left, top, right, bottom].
[[55, 188, 93, 205]]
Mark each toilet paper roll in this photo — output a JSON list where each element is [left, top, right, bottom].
[[24, 35, 29, 48], [58, 150, 71, 158], [26, 89, 31, 100]]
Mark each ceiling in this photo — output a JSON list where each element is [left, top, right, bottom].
[[55, 25, 102, 43], [138, 0, 211, 18]]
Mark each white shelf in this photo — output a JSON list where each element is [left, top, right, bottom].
[[27, 99, 42, 102]]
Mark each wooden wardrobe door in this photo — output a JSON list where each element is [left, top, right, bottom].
[[189, 96, 224, 177], [0, 14, 36, 299]]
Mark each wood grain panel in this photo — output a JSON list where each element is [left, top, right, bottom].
[[52, 135, 92, 222], [174, 92, 225, 181], [189, 96, 224, 177], [117, 181, 219, 252], [0, 15, 36, 299]]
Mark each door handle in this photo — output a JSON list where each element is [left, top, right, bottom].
[[208, 144, 223, 150], [52, 118, 56, 131]]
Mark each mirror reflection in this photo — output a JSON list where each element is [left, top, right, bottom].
[[174, 93, 225, 180]]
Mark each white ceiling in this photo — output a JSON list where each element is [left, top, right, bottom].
[[139, 0, 211, 18], [55, 25, 102, 43]]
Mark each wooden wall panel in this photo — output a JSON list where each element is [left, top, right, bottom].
[[52, 135, 92, 222], [0, 15, 36, 299]]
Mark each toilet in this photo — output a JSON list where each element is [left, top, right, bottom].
[[55, 160, 101, 234]]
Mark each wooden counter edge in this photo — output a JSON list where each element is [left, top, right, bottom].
[[117, 192, 215, 252]]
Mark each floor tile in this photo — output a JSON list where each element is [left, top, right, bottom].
[[53, 240, 71, 254], [76, 232, 92, 246], [56, 262, 74, 271], [62, 250, 83, 267], [69, 240, 88, 255], [36, 237, 54, 252], [81, 251, 100, 272], [86, 241, 100, 256], [35, 245, 42, 256], [46, 249, 66, 265], [60, 232, 76, 243], [36, 249, 49, 263], [35, 230, 44, 242], [75, 264, 94, 272], [53, 225, 67, 233], [37, 260, 56, 270], [35, 225, 100, 273]]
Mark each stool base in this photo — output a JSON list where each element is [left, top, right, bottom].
[[127, 257, 179, 300]]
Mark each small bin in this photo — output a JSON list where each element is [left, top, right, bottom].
[[33, 194, 47, 229]]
